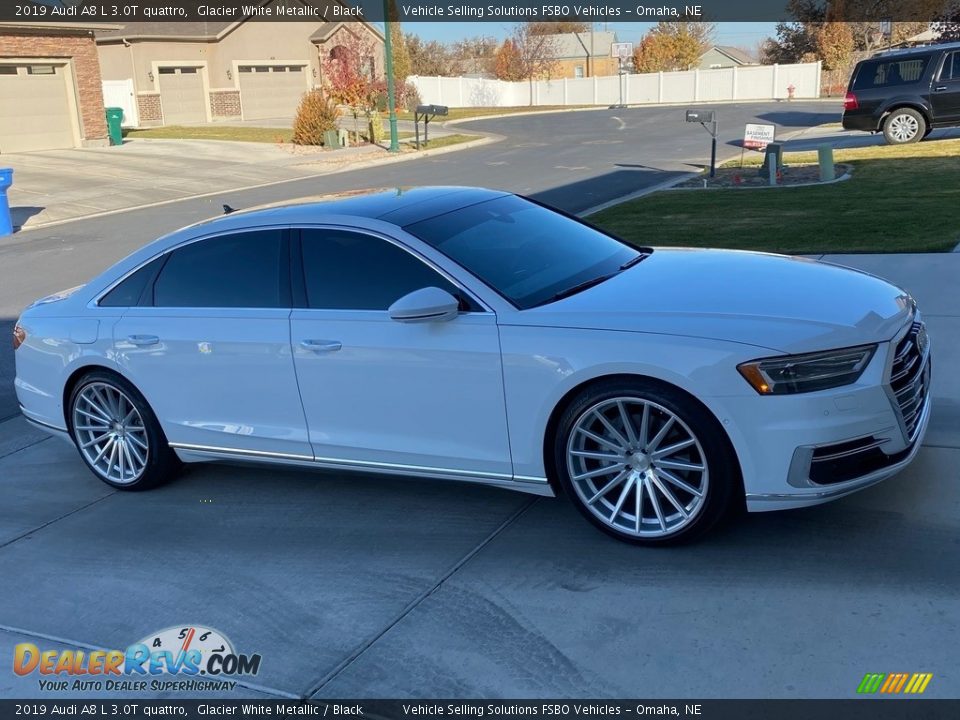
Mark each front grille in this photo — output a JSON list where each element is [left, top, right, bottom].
[[890, 321, 929, 442]]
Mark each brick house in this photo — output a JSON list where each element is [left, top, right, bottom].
[[96, 18, 384, 127], [0, 22, 115, 153], [551, 32, 621, 79]]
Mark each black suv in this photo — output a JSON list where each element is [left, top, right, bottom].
[[843, 42, 960, 144]]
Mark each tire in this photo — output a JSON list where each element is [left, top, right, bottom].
[[553, 378, 740, 546], [68, 369, 180, 490], [883, 108, 926, 144]]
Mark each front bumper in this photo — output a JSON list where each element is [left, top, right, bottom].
[[715, 320, 932, 512]]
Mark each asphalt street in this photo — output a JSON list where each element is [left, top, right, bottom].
[[2, 101, 958, 700]]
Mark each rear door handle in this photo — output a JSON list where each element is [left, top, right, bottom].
[[934, 86, 948, 92], [300, 339, 342, 353], [127, 334, 159, 346]]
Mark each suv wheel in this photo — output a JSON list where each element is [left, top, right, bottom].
[[883, 108, 926, 144]]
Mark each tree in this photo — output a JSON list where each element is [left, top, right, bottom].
[[631, 21, 716, 72], [815, 3, 855, 71], [493, 38, 524, 81], [404, 35, 456, 76], [935, 1, 960, 41], [321, 33, 378, 144], [503, 23, 560, 103], [528, 21, 591, 35], [386, 0, 410, 85]]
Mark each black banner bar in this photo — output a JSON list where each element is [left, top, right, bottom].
[[2, 700, 960, 720], [2, 0, 955, 24]]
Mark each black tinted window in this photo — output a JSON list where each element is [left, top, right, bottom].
[[854, 57, 929, 89], [941, 52, 957, 81], [300, 230, 460, 311], [154, 230, 285, 308], [99, 257, 163, 307], [405, 195, 638, 309]]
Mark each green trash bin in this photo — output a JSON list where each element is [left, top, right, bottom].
[[105, 107, 124, 146]]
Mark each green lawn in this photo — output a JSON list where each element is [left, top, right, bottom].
[[589, 138, 960, 254], [405, 133, 479, 149]]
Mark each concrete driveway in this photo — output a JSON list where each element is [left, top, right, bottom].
[[1, 101, 958, 700]]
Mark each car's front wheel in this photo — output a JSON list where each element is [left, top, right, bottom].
[[553, 379, 740, 545], [68, 370, 179, 490], [883, 108, 926, 144]]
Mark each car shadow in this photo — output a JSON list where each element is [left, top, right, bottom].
[[529, 167, 692, 215]]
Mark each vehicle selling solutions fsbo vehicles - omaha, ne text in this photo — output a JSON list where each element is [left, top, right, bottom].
[[13, 188, 932, 544]]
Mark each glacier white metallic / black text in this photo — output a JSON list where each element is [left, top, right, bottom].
[[13, 188, 932, 544]]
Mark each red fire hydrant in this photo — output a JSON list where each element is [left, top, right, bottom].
[[787, 84, 796, 101]]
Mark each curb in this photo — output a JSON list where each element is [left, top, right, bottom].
[[8, 133, 498, 237]]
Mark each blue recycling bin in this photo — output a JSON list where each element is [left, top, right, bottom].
[[0, 168, 13, 237]]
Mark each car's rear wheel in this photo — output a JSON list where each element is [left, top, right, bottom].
[[554, 379, 739, 545], [883, 108, 925, 144], [68, 370, 179, 490]]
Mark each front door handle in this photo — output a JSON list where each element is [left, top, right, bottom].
[[127, 334, 159, 346], [934, 86, 948, 92], [300, 339, 342, 353]]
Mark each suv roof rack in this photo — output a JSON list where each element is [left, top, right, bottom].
[[872, 40, 960, 58]]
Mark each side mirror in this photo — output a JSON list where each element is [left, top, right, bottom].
[[388, 287, 460, 323]]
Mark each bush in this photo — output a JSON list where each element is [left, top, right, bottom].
[[371, 81, 422, 114], [291, 90, 340, 146]]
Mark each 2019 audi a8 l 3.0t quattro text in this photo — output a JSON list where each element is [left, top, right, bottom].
[[14, 187, 931, 544]]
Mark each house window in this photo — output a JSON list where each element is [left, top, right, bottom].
[[710, 63, 722, 69], [28, 65, 57, 75], [574, 65, 584, 78], [0, 66, 18, 75]]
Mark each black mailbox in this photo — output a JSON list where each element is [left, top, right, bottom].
[[686, 109, 715, 123], [413, 105, 449, 149]]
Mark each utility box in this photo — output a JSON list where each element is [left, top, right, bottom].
[[758, 142, 784, 176]]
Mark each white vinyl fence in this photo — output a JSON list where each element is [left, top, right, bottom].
[[410, 62, 822, 108]]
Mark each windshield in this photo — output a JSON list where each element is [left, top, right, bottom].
[[404, 195, 642, 309]]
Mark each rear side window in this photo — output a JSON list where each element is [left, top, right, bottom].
[[154, 230, 286, 308], [853, 57, 929, 90], [99, 257, 164, 307]]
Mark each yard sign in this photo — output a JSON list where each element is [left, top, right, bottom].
[[743, 123, 776, 150]]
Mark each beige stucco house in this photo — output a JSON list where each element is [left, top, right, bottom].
[[96, 17, 383, 126]]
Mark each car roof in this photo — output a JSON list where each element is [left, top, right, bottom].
[[869, 41, 960, 61], [193, 186, 511, 232]]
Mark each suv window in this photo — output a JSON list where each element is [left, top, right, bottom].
[[154, 230, 286, 308], [299, 229, 467, 311], [940, 52, 957, 81], [853, 57, 930, 90]]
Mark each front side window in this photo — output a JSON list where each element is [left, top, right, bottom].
[[154, 230, 286, 308], [299, 229, 464, 311], [854, 57, 929, 89], [404, 195, 640, 309]]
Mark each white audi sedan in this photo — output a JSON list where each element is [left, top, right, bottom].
[[14, 187, 931, 544]]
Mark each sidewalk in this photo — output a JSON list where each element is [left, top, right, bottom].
[[1, 132, 475, 232]]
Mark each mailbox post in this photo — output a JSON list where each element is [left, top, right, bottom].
[[414, 104, 448, 149], [686, 109, 718, 178]]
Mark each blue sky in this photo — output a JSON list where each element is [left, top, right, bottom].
[[405, 22, 779, 51]]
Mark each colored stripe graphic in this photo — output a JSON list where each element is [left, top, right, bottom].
[[858, 673, 886, 694], [858, 672, 932, 694]]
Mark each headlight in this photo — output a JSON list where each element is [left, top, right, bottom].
[[738, 344, 876, 395]]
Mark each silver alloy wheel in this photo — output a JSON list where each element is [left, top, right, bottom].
[[566, 397, 709, 538], [889, 113, 920, 142], [72, 382, 149, 484]]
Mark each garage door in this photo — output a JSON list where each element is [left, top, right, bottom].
[[0, 63, 75, 153], [238, 65, 308, 120], [158, 67, 206, 124]]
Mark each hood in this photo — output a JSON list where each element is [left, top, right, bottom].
[[513, 248, 915, 354]]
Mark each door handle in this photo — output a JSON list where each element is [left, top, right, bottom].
[[127, 334, 159, 346], [934, 86, 948, 92], [300, 339, 342, 353]]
